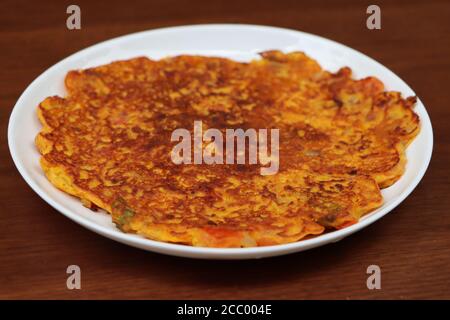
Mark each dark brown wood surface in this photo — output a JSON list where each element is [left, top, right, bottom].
[[1, 0, 449, 299]]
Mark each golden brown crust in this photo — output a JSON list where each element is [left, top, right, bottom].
[[36, 51, 419, 247]]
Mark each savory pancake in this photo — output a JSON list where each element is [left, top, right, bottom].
[[35, 51, 419, 247]]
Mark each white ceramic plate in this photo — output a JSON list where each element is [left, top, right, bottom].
[[8, 24, 433, 259]]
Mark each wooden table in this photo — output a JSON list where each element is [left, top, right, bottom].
[[1, 0, 449, 299]]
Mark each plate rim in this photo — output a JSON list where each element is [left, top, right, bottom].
[[8, 23, 434, 259]]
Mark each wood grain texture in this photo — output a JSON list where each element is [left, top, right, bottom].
[[1, 0, 449, 299]]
